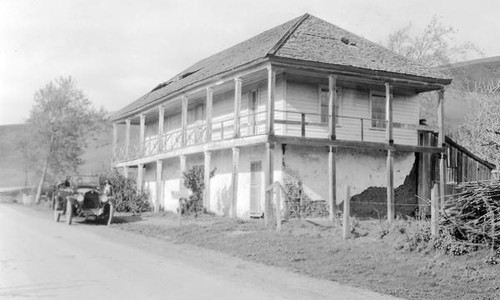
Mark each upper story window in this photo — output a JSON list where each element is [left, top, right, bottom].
[[319, 87, 340, 124], [188, 104, 205, 124], [370, 92, 386, 128]]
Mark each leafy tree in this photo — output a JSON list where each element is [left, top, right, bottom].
[[183, 166, 216, 214], [21, 77, 107, 203]]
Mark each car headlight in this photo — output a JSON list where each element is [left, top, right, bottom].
[[77, 194, 84, 202], [101, 195, 108, 202]]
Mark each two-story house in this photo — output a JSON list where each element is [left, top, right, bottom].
[[110, 14, 453, 220]]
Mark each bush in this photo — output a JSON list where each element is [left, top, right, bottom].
[[98, 169, 151, 214], [183, 166, 215, 214]]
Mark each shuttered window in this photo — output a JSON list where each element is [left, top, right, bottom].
[[371, 93, 386, 128]]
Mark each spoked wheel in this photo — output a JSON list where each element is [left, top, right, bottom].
[[66, 199, 73, 225]]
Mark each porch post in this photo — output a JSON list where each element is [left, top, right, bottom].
[[231, 147, 240, 218], [156, 160, 163, 213], [438, 89, 446, 209], [139, 114, 145, 155], [181, 96, 188, 146], [206, 87, 213, 142], [179, 155, 186, 190], [328, 146, 337, 221], [122, 166, 128, 179], [267, 66, 276, 135], [204, 151, 212, 210], [234, 78, 242, 138], [158, 106, 164, 152], [137, 163, 144, 193], [328, 75, 337, 140], [264, 142, 274, 225], [112, 122, 118, 161], [125, 119, 131, 157], [385, 82, 394, 222]]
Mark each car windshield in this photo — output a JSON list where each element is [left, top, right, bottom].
[[71, 176, 99, 188]]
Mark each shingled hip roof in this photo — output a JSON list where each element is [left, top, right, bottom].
[[111, 13, 451, 121]]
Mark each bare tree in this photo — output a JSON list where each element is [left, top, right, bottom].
[[21, 77, 107, 203]]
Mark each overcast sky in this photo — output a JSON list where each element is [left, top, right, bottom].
[[1, 0, 500, 125]]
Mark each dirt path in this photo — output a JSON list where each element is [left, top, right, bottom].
[[0, 203, 402, 300]]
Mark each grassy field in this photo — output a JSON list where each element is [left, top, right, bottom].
[[110, 213, 500, 300]]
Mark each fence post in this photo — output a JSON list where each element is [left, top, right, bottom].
[[276, 185, 281, 232], [430, 183, 439, 235], [343, 185, 351, 240], [178, 198, 183, 227], [301, 113, 306, 137]]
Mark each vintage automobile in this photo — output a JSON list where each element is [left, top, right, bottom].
[[53, 175, 115, 226]]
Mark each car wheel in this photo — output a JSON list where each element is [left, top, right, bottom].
[[66, 199, 73, 225]]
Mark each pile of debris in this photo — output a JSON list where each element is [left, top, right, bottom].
[[443, 180, 500, 249]]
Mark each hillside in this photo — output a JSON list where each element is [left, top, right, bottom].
[[0, 124, 112, 188]]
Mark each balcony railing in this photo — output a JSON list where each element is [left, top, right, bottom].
[[114, 110, 423, 162]]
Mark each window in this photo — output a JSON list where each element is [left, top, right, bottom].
[[319, 87, 340, 124], [370, 93, 386, 128], [188, 104, 205, 124]]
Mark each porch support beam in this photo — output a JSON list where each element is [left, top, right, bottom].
[[204, 151, 212, 210], [206, 87, 213, 142], [328, 146, 337, 221], [438, 89, 446, 209], [231, 147, 240, 218], [156, 160, 163, 213], [267, 66, 276, 135], [139, 114, 146, 155], [385, 83, 394, 223], [234, 78, 242, 138], [112, 122, 118, 161], [328, 75, 337, 140], [137, 163, 144, 193], [264, 142, 274, 225], [158, 106, 164, 152], [181, 96, 188, 146], [179, 155, 186, 191], [125, 119, 131, 157], [122, 166, 128, 179]]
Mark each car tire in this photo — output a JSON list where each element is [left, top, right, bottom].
[[66, 199, 73, 225]]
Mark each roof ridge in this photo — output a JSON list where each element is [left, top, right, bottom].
[[267, 13, 310, 56]]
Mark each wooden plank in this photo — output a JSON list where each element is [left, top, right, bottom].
[[139, 114, 146, 154], [385, 83, 393, 144], [181, 96, 188, 146], [179, 155, 186, 191], [158, 106, 164, 151], [387, 149, 394, 223], [122, 166, 128, 179], [430, 183, 439, 235], [206, 87, 213, 141], [264, 142, 274, 226], [438, 90, 445, 147], [328, 146, 337, 221], [231, 147, 240, 218], [276, 185, 281, 232], [137, 163, 144, 192], [328, 75, 337, 140], [204, 151, 211, 210], [156, 160, 163, 213], [234, 78, 242, 138], [438, 90, 446, 210], [343, 185, 350, 240], [267, 66, 276, 134], [112, 123, 118, 159]]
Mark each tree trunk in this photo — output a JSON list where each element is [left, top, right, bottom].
[[34, 155, 50, 204]]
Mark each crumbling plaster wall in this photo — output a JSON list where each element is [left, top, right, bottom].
[[281, 144, 415, 206]]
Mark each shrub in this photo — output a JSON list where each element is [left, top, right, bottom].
[[183, 166, 215, 214], [98, 169, 151, 214]]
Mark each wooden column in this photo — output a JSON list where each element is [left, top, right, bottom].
[[179, 155, 186, 190], [112, 122, 118, 159], [328, 75, 337, 140], [234, 78, 242, 138], [139, 114, 145, 154], [328, 146, 337, 221], [204, 151, 211, 210], [438, 89, 446, 209], [206, 87, 213, 142], [267, 66, 276, 135], [387, 149, 394, 222], [158, 106, 164, 152], [264, 142, 274, 225], [181, 96, 188, 146], [156, 160, 163, 213], [137, 163, 144, 193], [385, 83, 394, 222], [122, 166, 128, 179], [231, 147, 240, 218], [125, 119, 131, 157]]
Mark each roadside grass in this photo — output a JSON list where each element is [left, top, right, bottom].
[[111, 213, 500, 300]]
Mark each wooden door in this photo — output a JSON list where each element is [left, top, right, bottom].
[[250, 161, 262, 216]]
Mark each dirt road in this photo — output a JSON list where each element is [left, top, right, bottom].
[[0, 203, 402, 300]]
